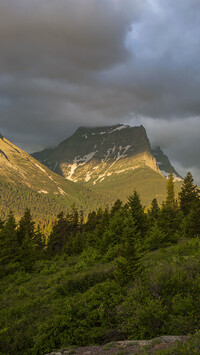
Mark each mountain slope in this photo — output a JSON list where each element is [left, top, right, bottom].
[[33, 125, 160, 183], [33, 125, 182, 206], [152, 147, 181, 179], [0, 135, 105, 219]]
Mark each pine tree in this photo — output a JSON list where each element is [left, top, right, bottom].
[[32, 225, 45, 257], [157, 204, 182, 243], [47, 212, 70, 256], [145, 221, 167, 251], [85, 211, 97, 232], [148, 198, 160, 225], [127, 191, 148, 237], [110, 199, 123, 217], [114, 214, 142, 284], [0, 211, 19, 271], [179, 172, 199, 215], [20, 232, 35, 272], [0, 217, 4, 230], [183, 200, 200, 237], [166, 172, 175, 208], [17, 208, 35, 245]]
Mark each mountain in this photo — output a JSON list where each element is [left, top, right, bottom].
[[152, 147, 181, 179], [0, 135, 105, 219], [32, 124, 182, 206]]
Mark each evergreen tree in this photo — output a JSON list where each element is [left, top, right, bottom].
[[17, 208, 35, 245], [179, 172, 199, 215], [101, 209, 125, 252], [157, 204, 182, 243], [0, 211, 19, 272], [85, 211, 97, 232], [148, 198, 160, 225], [32, 225, 45, 257], [47, 212, 70, 256], [68, 205, 79, 237], [20, 232, 35, 272], [0, 217, 4, 230], [145, 221, 167, 251], [183, 200, 200, 238], [79, 209, 84, 235], [110, 199, 123, 217], [165, 172, 175, 208], [114, 214, 142, 284], [127, 191, 148, 237]]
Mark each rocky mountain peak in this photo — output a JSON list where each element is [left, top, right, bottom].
[[32, 124, 160, 184], [31, 124, 182, 206]]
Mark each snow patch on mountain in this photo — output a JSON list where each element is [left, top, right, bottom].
[[85, 172, 92, 182], [109, 125, 129, 133], [90, 125, 129, 136], [67, 151, 97, 180], [93, 145, 132, 184]]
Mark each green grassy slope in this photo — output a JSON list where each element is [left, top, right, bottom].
[[88, 166, 182, 207]]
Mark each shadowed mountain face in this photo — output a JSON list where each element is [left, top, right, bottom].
[[152, 147, 181, 179], [32, 125, 182, 206]]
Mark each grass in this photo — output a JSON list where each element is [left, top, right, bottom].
[[88, 166, 182, 207]]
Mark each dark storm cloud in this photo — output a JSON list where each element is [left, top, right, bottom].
[[0, 0, 200, 181]]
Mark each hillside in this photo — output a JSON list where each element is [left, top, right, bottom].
[[1, 170, 200, 354], [33, 124, 182, 206], [0, 135, 106, 219]]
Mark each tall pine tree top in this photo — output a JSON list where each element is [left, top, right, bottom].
[[179, 171, 199, 215], [127, 190, 148, 237], [166, 172, 175, 208]]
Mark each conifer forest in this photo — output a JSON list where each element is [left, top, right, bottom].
[[1, 172, 200, 354]]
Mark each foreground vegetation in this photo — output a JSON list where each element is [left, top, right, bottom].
[[0, 172, 200, 354]]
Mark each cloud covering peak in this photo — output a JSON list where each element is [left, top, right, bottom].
[[0, 0, 200, 182]]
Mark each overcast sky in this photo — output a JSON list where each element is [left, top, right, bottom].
[[0, 0, 200, 183]]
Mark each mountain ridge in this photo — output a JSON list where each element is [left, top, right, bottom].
[[32, 124, 181, 182], [32, 124, 182, 205], [0, 135, 107, 219], [33, 125, 161, 181]]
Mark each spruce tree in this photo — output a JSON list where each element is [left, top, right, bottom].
[[166, 172, 175, 208], [0, 211, 19, 271], [148, 198, 160, 225], [110, 199, 123, 217], [32, 225, 45, 257], [127, 190, 148, 237], [183, 199, 200, 237], [179, 172, 199, 215], [20, 232, 35, 272], [47, 212, 70, 256], [17, 208, 35, 245], [145, 221, 167, 251]]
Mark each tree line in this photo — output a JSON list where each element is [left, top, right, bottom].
[[0, 171, 199, 277]]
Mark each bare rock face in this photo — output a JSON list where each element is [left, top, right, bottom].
[[152, 146, 181, 180]]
